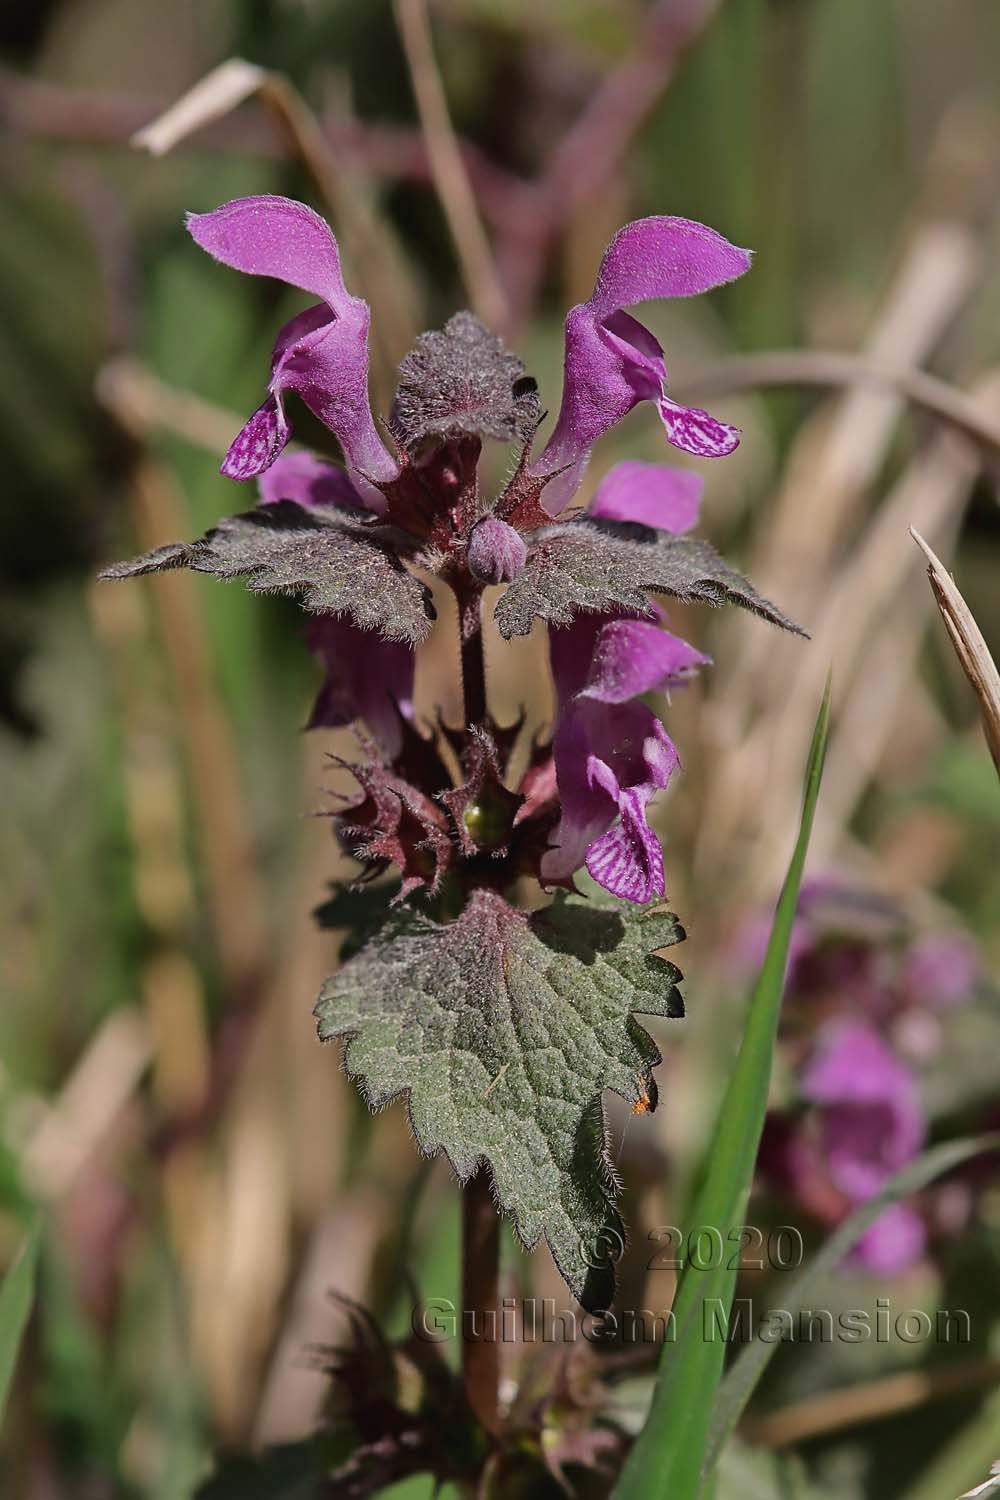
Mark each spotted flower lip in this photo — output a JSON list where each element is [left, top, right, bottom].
[[541, 690, 678, 899], [529, 216, 751, 514], [542, 460, 710, 902], [539, 636, 695, 900], [187, 195, 400, 504]]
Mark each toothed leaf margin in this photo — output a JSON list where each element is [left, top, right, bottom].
[[314, 887, 684, 1310], [495, 517, 805, 639], [101, 500, 434, 643]]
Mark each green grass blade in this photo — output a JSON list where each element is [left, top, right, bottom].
[[611, 681, 831, 1500], [0, 1222, 40, 1424], [706, 1131, 1000, 1470], [901, 1381, 1000, 1500]]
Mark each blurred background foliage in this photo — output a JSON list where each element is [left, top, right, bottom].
[[2, 1, 1000, 1496]]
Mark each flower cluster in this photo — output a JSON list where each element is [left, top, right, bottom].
[[751, 881, 982, 1274], [100, 192, 810, 1319], [106, 194, 799, 908]]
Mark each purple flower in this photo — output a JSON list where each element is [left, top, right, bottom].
[[187, 196, 399, 504], [583, 457, 704, 533], [541, 694, 678, 903], [746, 881, 985, 1275], [542, 461, 709, 901], [189, 198, 747, 523], [853, 1202, 928, 1278], [801, 1020, 927, 1272], [256, 447, 368, 511], [732, 910, 813, 983], [305, 615, 414, 761], [111, 196, 801, 905], [258, 453, 415, 759], [902, 932, 981, 1010], [529, 218, 751, 513], [802, 1021, 925, 1198]]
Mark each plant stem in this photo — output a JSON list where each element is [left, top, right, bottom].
[[454, 567, 499, 1434], [461, 1168, 500, 1434], [456, 573, 488, 728]]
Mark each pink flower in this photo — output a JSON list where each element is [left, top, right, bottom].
[[258, 452, 415, 759], [542, 462, 709, 902], [528, 218, 750, 513], [800, 1020, 928, 1274], [170, 196, 790, 900], [187, 196, 400, 504]]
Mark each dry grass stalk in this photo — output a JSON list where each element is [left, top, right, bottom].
[[18, 1010, 152, 1201], [97, 369, 269, 988], [741, 1358, 1000, 1449], [812, 582, 952, 864], [252, 1191, 385, 1444], [97, 357, 242, 457], [393, 0, 510, 332], [694, 370, 1000, 898], [911, 527, 1000, 778], [131, 57, 419, 384], [131, 58, 267, 155], [716, 216, 980, 666], [684, 342, 1000, 463], [690, 217, 983, 896]]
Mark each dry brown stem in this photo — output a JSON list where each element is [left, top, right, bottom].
[[741, 1359, 1000, 1449], [129, 59, 419, 382], [911, 527, 1000, 778], [393, 0, 509, 332]]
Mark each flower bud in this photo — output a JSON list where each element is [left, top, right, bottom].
[[467, 518, 527, 585]]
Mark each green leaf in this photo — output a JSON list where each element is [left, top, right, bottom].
[[315, 888, 684, 1310], [611, 681, 830, 1500], [100, 500, 435, 644], [706, 1130, 1000, 1472], [495, 519, 805, 640], [0, 1221, 40, 1423]]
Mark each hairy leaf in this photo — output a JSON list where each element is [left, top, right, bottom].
[[393, 311, 541, 446], [495, 518, 804, 639], [101, 500, 434, 642], [315, 888, 683, 1310]]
